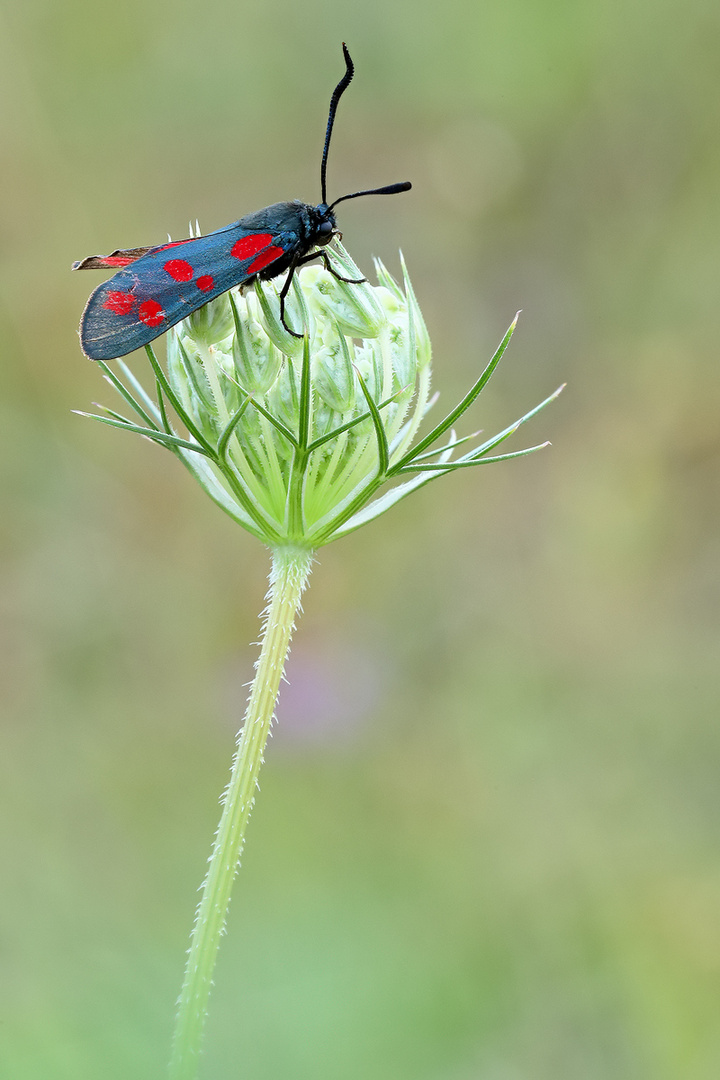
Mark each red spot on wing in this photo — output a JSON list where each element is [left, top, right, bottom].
[[100, 256, 139, 268], [231, 233, 273, 260], [164, 259, 194, 281], [196, 275, 214, 292], [138, 299, 165, 327], [103, 290, 135, 315], [248, 246, 284, 274]]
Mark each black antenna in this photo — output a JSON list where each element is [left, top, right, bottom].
[[321, 45, 412, 210], [321, 43, 354, 206], [329, 181, 412, 211]]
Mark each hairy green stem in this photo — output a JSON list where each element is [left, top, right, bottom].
[[169, 545, 314, 1080]]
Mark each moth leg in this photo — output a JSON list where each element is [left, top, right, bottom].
[[277, 248, 368, 337], [278, 259, 303, 338], [319, 251, 365, 286], [295, 247, 366, 285]]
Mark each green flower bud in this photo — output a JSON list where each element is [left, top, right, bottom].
[[85, 241, 560, 550], [311, 323, 356, 414], [182, 291, 235, 345], [303, 262, 385, 338], [230, 291, 284, 395], [253, 277, 308, 357], [166, 332, 216, 434]]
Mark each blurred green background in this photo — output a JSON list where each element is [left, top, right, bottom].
[[1, 0, 719, 1077]]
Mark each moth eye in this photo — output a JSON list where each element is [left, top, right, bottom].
[[318, 221, 334, 235]]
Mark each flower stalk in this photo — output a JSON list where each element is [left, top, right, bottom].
[[169, 545, 313, 1080]]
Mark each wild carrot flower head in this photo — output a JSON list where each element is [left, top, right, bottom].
[[80, 242, 560, 548]]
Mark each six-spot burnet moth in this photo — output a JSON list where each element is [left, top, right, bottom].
[[73, 43, 411, 361]]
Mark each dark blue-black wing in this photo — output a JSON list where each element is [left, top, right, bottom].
[[77, 211, 303, 360]]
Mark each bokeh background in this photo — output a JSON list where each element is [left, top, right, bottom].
[[2, 0, 719, 1077]]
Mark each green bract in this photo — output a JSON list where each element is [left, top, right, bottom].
[[80, 242, 561, 549]]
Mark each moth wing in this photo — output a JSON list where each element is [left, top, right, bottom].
[[79, 225, 292, 360], [73, 247, 154, 270]]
